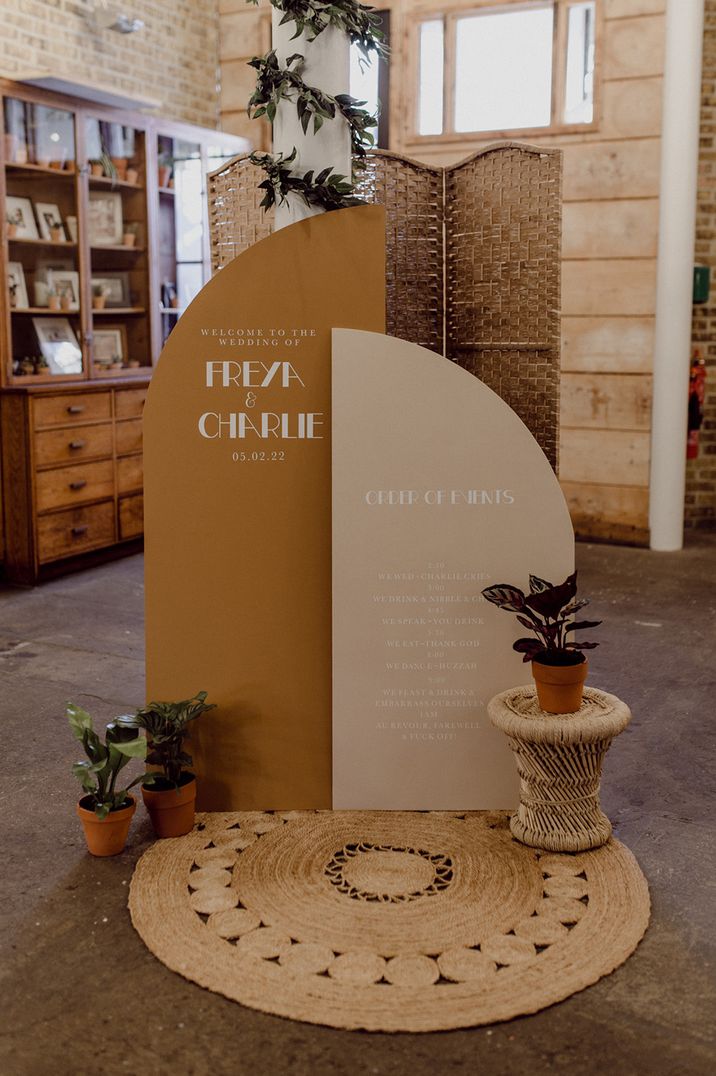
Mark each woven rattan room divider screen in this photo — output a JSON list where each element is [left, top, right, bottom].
[[207, 144, 561, 470]]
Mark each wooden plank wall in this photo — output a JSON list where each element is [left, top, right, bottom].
[[219, 0, 666, 544], [219, 0, 272, 150]]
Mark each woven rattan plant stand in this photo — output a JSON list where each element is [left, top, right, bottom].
[[488, 687, 631, 852]]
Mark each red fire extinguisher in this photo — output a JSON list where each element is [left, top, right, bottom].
[[687, 349, 707, 459]]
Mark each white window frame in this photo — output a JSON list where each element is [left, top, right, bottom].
[[411, 0, 602, 143]]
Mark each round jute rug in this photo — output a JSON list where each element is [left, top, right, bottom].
[[129, 810, 650, 1032]]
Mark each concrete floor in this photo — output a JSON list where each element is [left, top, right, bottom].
[[0, 540, 714, 1076]]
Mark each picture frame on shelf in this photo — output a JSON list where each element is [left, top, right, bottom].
[[7, 261, 29, 309], [6, 196, 39, 240], [48, 270, 80, 311], [88, 190, 123, 245], [91, 272, 130, 308], [32, 317, 83, 375], [35, 202, 66, 242], [93, 325, 128, 370]]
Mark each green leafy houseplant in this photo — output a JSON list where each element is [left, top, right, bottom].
[[481, 571, 601, 666], [482, 572, 601, 713], [118, 691, 215, 838], [119, 690, 215, 790], [68, 703, 147, 818]]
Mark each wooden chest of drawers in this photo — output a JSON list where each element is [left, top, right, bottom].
[[1, 381, 148, 583]]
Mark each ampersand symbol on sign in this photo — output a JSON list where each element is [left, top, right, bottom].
[[245, 391, 257, 408]]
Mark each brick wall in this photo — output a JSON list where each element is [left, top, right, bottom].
[[0, 0, 220, 128], [688, 0, 716, 529]]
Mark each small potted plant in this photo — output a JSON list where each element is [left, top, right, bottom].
[[49, 218, 65, 242], [117, 691, 215, 837], [47, 287, 61, 311], [110, 353, 123, 372], [126, 163, 139, 185], [122, 222, 138, 248], [157, 151, 173, 189], [68, 703, 148, 856], [92, 283, 110, 310], [481, 571, 601, 713], [128, 359, 140, 369], [89, 158, 105, 177]]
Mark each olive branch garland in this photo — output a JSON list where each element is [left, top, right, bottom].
[[247, 51, 377, 165], [249, 148, 364, 212], [246, 0, 388, 66], [246, 0, 386, 212]]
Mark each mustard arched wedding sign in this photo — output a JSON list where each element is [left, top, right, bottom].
[[331, 330, 574, 809], [144, 206, 386, 810]]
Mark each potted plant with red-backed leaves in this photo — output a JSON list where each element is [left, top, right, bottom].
[[118, 691, 215, 838], [68, 703, 148, 856], [481, 571, 601, 713]]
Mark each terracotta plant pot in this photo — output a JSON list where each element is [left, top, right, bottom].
[[60, 295, 72, 311], [126, 167, 139, 185], [76, 795, 136, 856], [93, 295, 107, 310], [158, 165, 171, 188], [142, 776, 197, 838], [128, 360, 140, 368], [123, 232, 136, 248], [90, 162, 104, 177], [48, 296, 61, 311], [50, 227, 64, 242], [111, 157, 128, 179], [532, 658, 588, 714]]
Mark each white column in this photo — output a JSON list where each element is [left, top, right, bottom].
[[649, 0, 705, 550], [271, 12, 351, 230]]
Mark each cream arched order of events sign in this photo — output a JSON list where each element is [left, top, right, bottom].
[[331, 329, 574, 809]]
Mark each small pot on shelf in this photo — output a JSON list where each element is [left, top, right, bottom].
[[93, 294, 107, 311], [90, 161, 104, 177], [36, 157, 50, 169], [60, 294, 72, 312], [128, 359, 140, 369], [122, 231, 136, 248], [48, 294, 61, 311], [77, 795, 137, 857], [50, 225, 64, 243], [158, 165, 171, 188], [110, 360, 123, 372], [111, 156, 128, 180], [126, 166, 139, 185]]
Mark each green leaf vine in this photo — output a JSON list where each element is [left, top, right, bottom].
[[245, 0, 387, 212], [249, 149, 364, 211], [246, 0, 388, 65], [248, 51, 377, 164]]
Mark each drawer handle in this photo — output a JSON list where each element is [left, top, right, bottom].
[[71, 525, 88, 537], [69, 480, 87, 491], [67, 405, 85, 415], [69, 440, 86, 450]]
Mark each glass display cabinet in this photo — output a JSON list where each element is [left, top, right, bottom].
[[0, 78, 247, 581]]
